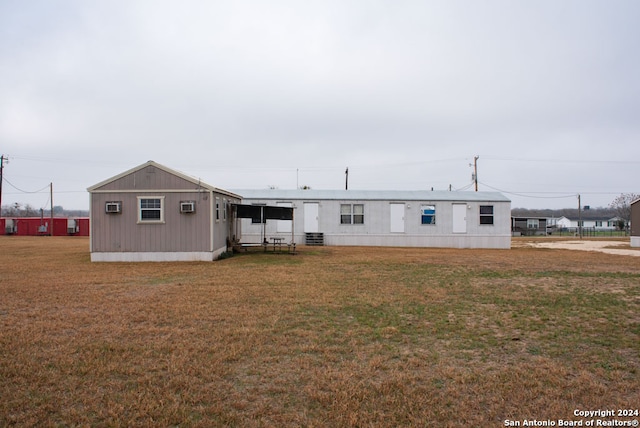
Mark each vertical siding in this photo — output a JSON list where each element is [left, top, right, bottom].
[[91, 191, 213, 253], [212, 194, 240, 252], [95, 165, 206, 191]]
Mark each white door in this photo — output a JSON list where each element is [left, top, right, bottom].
[[276, 202, 292, 233], [304, 203, 319, 233], [452, 204, 467, 234], [390, 203, 405, 233]]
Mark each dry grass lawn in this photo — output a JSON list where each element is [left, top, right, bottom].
[[1, 237, 638, 427]]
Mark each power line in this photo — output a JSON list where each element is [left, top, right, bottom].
[[483, 156, 640, 165], [479, 181, 578, 199], [2, 177, 51, 194]]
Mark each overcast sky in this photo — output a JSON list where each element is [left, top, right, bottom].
[[1, 0, 639, 211]]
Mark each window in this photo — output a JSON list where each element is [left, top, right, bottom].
[[527, 219, 539, 229], [595, 221, 603, 227], [421, 205, 436, 225], [138, 197, 164, 223], [353, 204, 364, 224], [340, 204, 351, 224], [216, 197, 220, 221], [340, 204, 364, 224], [480, 205, 494, 225]]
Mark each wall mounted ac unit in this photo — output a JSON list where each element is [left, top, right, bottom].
[[105, 202, 122, 213], [180, 201, 195, 213]]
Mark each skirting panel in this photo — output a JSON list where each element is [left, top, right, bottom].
[[240, 233, 511, 249], [631, 236, 640, 248], [92, 251, 216, 262]]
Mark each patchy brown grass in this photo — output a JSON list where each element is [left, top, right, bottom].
[[1, 236, 639, 427]]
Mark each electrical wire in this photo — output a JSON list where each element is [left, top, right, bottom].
[[478, 181, 578, 199], [2, 177, 50, 194], [482, 157, 640, 165], [452, 181, 475, 191]]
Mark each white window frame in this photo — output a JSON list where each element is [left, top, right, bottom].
[[137, 196, 165, 224], [340, 204, 364, 225]]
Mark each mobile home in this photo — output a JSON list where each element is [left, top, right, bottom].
[[235, 189, 511, 249]]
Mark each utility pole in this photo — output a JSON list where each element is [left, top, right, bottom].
[[473, 155, 479, 191], [345, 167, 349, 190], [0, 155, 5, 217], [578, 194, 582, 240], [50, 183, 53, 236]]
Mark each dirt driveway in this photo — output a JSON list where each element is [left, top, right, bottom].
[[517, 239, 640, 257]]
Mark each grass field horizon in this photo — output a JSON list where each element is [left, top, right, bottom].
[[1, 237, 638, 426]]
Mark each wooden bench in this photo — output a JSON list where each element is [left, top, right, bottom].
[[233, 240, 296, 254]]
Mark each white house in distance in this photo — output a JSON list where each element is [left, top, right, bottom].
[[234, 189, 512, 249], [88, 161, 241, 262], [554, 216, 623, 231]]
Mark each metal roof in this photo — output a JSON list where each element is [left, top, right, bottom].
[[232, 189, 510, 202]]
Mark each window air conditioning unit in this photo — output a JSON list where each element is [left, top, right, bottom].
[[5, 219, 16, 235], [105, 201, 122, 213], [180, 201, 195, 213]]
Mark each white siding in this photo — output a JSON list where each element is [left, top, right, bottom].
[[237, 191, 511, 249]]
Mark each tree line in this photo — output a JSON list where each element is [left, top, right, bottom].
[[1, 203, 89, 218]]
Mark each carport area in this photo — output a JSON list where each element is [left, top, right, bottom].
[[231, 204, 296, 253]]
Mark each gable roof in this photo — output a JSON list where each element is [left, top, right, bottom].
[[87, 160, 241, 199], [233, 188, 510, 202]]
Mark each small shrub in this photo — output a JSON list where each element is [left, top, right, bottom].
[[217, 251, 234, 260]]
